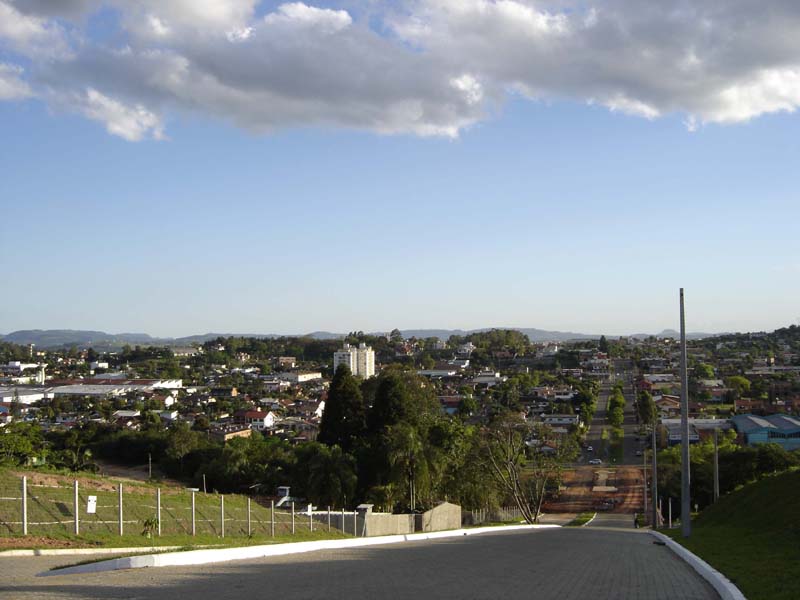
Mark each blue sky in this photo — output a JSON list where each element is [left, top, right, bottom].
[[2, 1, 800, 337]]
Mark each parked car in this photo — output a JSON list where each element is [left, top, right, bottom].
[[589, 458, 603, 465]]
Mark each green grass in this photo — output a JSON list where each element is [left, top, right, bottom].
[[609, 427, 624, 464], [565, 512, 596, 527], [0, 469, 349, 549], [664, 469, 800, 600], [599, 428, 609, 457]]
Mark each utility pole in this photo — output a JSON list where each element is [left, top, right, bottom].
[[680, 288, 691, 538], [651, 424, 658, 528], [642, 443, 648, 521], [713, 427, 720, 502]]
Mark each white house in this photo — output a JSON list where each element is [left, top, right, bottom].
[[277, 372, 323, 384]]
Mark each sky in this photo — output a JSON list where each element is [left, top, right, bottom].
[[1, 0, 800, 338]]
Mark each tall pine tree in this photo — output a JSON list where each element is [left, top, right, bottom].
[[318, 365, 365, 453]]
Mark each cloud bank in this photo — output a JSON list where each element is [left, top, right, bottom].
[[2, 0, 800, 140]]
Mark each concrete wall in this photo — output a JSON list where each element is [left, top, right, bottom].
[[416, 502, 461, 532], [362, 513, 415, 537], [314, 504, 461, 537], [313, 511, 413, 537]]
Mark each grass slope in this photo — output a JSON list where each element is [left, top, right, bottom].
[[666, 469, 800, 600], [0, 469, 347, 549]]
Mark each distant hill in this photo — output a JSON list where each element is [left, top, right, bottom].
[[2, 330, 156, 348], [1, 326, 725, 349], [397, 328, 598, 342], [630, 329, 725, 340]]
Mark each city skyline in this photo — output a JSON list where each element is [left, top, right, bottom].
[[2, 1, 800, 337]]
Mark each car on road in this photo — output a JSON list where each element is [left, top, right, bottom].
[[588, 458, 602, 465], [586, 446, 593, 452], [635, 450, 642, 457]]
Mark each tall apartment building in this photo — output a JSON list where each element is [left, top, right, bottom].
[[333, 343, 376, 378]]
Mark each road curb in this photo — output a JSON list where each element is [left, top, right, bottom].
[[581, 513, 598, 527], [1, 546, 199, 557], [649, 531, 746, 600], [40, 524, 560, 577]]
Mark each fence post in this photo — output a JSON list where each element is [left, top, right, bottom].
[[341, 508, 345, 534], [353, 511, 357, 537], [74, 480, 79, 535], [668, 497, 672, 529], [291, 502, 295, 534], [118, 484, 123, 536], [157, 488, 162, 537], [309, 504, 313, 532], [271, 500, 275, 538], [192, 491, 196, 536], [327, 506, 331, 532], [21, 476, 27, 536], [247, 497, 251, 537], [220, 495, 225, 538]]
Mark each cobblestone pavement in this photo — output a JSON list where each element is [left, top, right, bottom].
[[2, 528, 719, 600]]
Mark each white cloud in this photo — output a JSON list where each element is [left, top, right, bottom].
[[0, 0, 69, 58], [699, 68, 800, 125], [79, 87, 164, 141], [0, 63, 31, 99], [602, 94, 660, 120], [450, 74, 483, 106], [5, 0, 800, 139], [264, 2, 352, 33]]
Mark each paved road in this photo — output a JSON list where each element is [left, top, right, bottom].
[[588, 512, 640, 529], [3, 529, 718, 600]]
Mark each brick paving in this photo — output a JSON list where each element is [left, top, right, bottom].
[[2, 528, 718, 600]]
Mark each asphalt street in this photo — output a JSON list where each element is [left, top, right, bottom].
[[3, 528, 718, 600]]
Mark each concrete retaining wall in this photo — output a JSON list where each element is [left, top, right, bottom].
[[416, 502, 461, 532]]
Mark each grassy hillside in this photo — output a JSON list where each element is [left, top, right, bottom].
[[666, 469, 800, 600], [0, 469, 347, 548]]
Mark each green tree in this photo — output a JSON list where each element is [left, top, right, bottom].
[[0, 422, 45, 465], [386, 422, 427, 511], [608, 406, 624, 428], [480, 415, 573, 523], [725, 376, 751, 399], [694, 363, 715, 379], [318, 365, 366, 454], [598, 335, 609, 354], [457, 394, 478, 418], [637, 391, 656, 426], [297, 443, 357, 508], [166, 424, 202, 475]]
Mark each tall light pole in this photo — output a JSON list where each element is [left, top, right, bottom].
[[680, 288, 691, 538], [713, 427, 720, 502], [651, 423, 658, 528]]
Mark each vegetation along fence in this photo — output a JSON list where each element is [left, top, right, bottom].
[[0, 475, 360, 540], [461, 506, 526, 526]]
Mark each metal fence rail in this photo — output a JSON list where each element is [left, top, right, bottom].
[[461, 506, 526, 526], [0, 475, 355, 540]]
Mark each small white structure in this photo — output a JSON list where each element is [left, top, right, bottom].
[[277, 372, 323, 384]]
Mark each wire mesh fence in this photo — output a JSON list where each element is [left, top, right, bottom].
[[0, 475, 354, 541], [461, 506, 526, 526]]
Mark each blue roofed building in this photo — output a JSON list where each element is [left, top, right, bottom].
[[731, 414, 800, 451]]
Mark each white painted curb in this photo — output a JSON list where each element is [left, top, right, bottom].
[[41, 524, 559, 577], [1, 546, 196, 557], [649, 531, 746, 600], [581, 513, 598, 527]]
